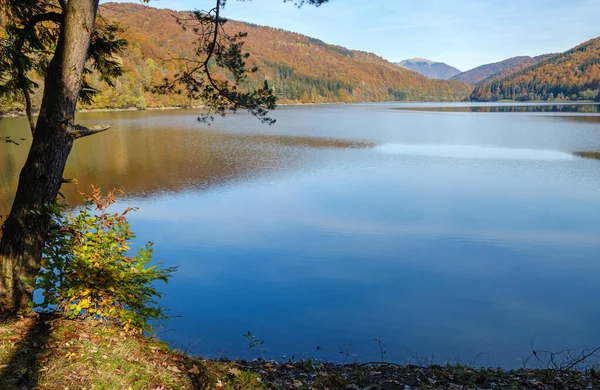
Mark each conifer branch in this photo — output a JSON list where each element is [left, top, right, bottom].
[[13, 12, 63, 134]]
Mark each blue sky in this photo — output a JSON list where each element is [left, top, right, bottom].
[[103, 0, 600, 71]]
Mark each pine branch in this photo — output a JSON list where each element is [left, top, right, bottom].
[[13, 12, 63, 134]]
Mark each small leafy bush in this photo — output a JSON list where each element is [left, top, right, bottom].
[[35, 186, 175, 333]]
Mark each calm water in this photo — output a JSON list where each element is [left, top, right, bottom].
[[2, 103, 600, 368]]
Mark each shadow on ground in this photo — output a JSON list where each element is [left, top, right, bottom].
[[0, 313, 52, 390]]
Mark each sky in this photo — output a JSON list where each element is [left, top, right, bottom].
[[102, 0, 600, 71]]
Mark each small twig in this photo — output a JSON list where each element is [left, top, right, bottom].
[[558, 346, 600, 377], [470, 352, 487, 368], [359, 361, 402, 367]]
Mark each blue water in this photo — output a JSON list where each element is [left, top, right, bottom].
[[2, 103, 600, 367]]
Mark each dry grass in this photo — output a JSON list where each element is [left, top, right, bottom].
[[0, 313, 264, 390], [1, 312, 599, 389]]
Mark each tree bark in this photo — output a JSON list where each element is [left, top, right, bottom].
[[0, 0, 100, 311]]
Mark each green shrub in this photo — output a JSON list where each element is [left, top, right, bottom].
[[34, 186, 175, 333]]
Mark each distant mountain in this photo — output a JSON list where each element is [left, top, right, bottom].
[[395, 58, 462, 80], [477, 55, 556, 84], [451, 56, 531, 85], [453, 55, 558, 86], [470, 37, 600, 102]]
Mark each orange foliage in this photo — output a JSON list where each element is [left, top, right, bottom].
[[88, 2, 473, 107], [471, 38, 600, 101]]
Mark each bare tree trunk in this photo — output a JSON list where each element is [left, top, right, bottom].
[[0, 0, 100, 311]]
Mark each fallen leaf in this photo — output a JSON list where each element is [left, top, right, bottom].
[[188, 364, 201, 375], [64, 331, 78, 339]]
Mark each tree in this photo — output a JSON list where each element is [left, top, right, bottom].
[[0, 0, 328, 311]]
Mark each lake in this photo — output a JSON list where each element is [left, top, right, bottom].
[[1, 102, 600, 368]]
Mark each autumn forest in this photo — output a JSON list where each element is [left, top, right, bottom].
[[1, 3, 599, 116]]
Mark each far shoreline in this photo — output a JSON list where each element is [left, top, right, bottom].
[[2, 99, 599, 119]]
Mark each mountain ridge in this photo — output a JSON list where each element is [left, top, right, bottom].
[[0, 2, 474, 114], [451, 56, 531, 85], [470, 37, 600, 101], [394, 58, 462, 80]]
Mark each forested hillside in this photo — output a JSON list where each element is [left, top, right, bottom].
[[452, 56, 556, 85], [451, 56, 530, 85], [471, 38, 600, 101], [0, 2, 473, 114], [477, 55, 557, 85]]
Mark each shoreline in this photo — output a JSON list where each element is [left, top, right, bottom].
[[0, 105, 204, 119], [3, 99, 600, 119], [0, 313, 597, 389]]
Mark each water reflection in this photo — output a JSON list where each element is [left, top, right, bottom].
[[0, 116, 373, 215], [2, 105, 600, 367], [135, 152, 600, 367], [395, 103, 600, 114], [574, 151, 600, 160]]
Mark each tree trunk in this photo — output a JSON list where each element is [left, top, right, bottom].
[[0, 0, 100, 311]]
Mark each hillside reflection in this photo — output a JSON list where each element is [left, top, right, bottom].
[[396, 104, 600, 114], [0, 116, 373, 215], [574, 151, 600, 160]]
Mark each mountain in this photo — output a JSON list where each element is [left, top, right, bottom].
[[478, 55, 556, 84], [0, 3, 473, 114], [471, 37, 600, 101], [451, 56, 530, 85], [395, 58, 462, 80], [452, 55, 558, 85]]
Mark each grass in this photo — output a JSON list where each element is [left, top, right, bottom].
[[1, 312, 599, 389], [0, 312, 265, 390]]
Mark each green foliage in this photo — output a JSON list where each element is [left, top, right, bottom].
[[387, 87, 408, 101], [245, 331, 266, 360], [79, 20, 129, 105], [307, 37, 354, 57], [0, 1, 127, 111], [34, 186, 175, 333], [262, 60, 354, 102]]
